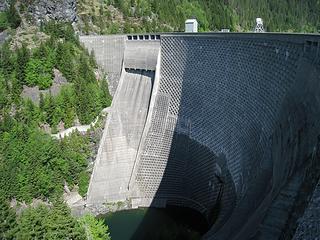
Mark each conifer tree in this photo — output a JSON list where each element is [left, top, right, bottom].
[[79, 214, 111, 240], [0, 43, 14, 77], [0, 198, 17, 240], [16, 44, 30, 87], [7, 0, 21, 29], [0, 73, 8, 111]]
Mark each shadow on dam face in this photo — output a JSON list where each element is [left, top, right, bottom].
[[128, 136, 235, 240], [102, 135, 234, 240]]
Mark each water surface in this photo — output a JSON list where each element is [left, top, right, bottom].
[[102, 207, 206, 240]]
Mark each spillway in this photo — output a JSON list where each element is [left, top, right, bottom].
[[87, 69, 154, 203], [80, 33, 320, 239]]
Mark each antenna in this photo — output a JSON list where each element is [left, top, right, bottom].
[[254, 18, 265, 33]]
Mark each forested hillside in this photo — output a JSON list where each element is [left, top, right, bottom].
[[78, 0, 320, 34], [0, 18, 112, 239], [1, 21, 111, 127], [1, 198, 111, 239]]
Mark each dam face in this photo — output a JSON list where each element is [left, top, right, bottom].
[[80, 33, 320, 239]]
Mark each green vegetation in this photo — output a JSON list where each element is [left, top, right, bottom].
[[0, 21, 112, 239], [0, 21, 112, 127], [0, 123, 111, 238], [25, 58, 53, 89], [80, 214, 111, 240], [0, 198, 17, 239], [15, 202, 85, 239], [78, 0, 320, 33], [0, 198, 111, 240], [0, 0, 21, 31], [0, 123, 89, 202]]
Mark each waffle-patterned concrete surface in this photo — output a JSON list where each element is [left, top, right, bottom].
[[82, 33, 320, 239]]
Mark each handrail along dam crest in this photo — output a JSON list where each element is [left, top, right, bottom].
[[80, 33, 320, 239]]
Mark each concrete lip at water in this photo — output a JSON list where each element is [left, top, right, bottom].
[[80, 33, 320, 239]]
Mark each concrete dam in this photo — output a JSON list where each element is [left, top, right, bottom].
[[80, 33, 320, 239]]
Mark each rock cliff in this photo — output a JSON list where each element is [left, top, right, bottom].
[[0, 0, 8, 11], [28, 0, 77, 23]]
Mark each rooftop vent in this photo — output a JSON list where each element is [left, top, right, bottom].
[[185, 19, 198, 33]]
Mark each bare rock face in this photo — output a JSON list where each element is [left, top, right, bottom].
[[0, 0, 8, 12], [21, 69, 69, 105], [0, 31, 9, 45], [28, 0, 77, 24], [50, 68, 68, 96], [21, 85, 40, 104]]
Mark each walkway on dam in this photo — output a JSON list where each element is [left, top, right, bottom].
[[87, 69, 154, 205]]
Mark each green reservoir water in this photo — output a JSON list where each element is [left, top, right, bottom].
[[102, 207, 207, 240]]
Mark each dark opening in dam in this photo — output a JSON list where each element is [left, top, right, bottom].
[[103, 136, 233, 240], [102, 206, 208, 240], [102, 136, 225, 240]]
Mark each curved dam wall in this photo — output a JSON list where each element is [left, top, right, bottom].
[[81, 33, 320, 239], [130, 34, 320, 239]]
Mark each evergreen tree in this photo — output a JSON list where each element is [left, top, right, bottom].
[[0, 73, 8, 111], [79, 214, 111, 240], [11, 73, 21, 102], [16, 44, 30, 87], [89, 50, 97, 68], [0, 22, 114, 240], [7, 0, 21, 29], [100, 77, 112, 108], [0, 198, 17, 240], [79, 53, 96, 84], [39, 92, 45, 111], [25, 58, 53, 89], [0, 43, 14, 77], [0, 12, 9, 31], [15, 202, 86, 240], [56, 42, 75, 82], [45, 93, 56, 126], [45, 201, 86, 240]]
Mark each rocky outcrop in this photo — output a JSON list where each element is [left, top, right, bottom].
[[28, 0, 77, 24], [0, 31, 9, 45], [0, 0, 8, 12], [21, 68, 69, 105]]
